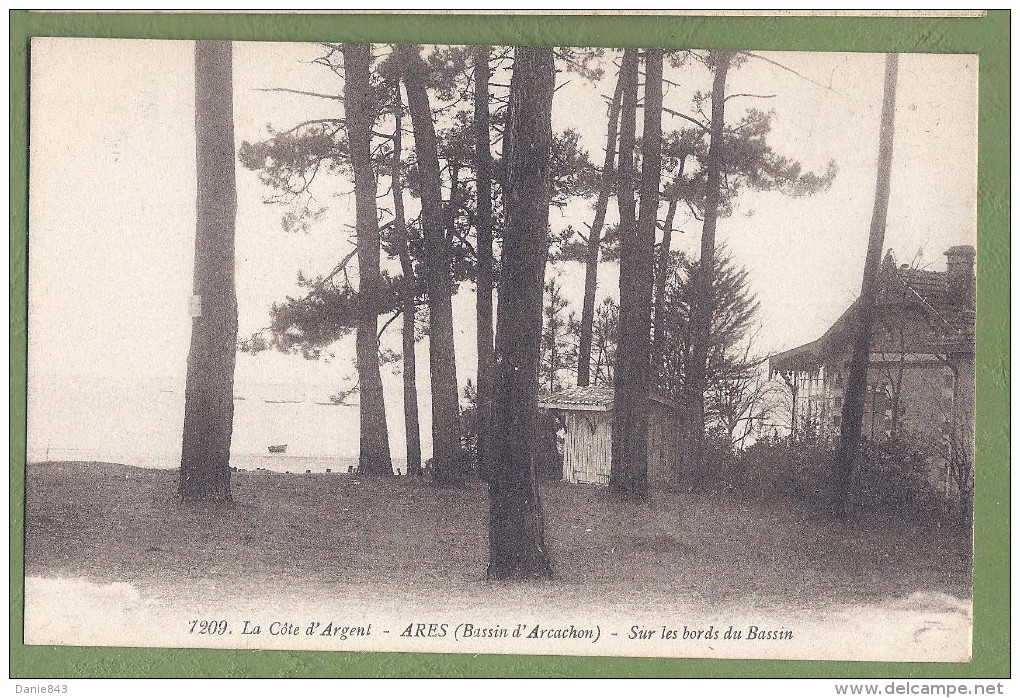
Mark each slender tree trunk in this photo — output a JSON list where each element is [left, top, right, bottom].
[[788, 374, 799, 436], [397, 44, 463, 485], [447, 165, 461, 245], [683, 52, 731, 475], [391, 100, 422, 476], [609, 49, 640, 476], [885, 323, 908, 441], [610, 48, 662, 500], [473, 45, 495, 479], [652, 194, 680, 377], [889, 352, 905, 441], [446, 164, 463, 463], [615, 48, 640, 264], [577, 65, 626, 386], [343, 43, 393, 476], [486, 45, 555, 580], [546, 289, 558, 391], [180, 40, 239, 502], [834, 53, 900, 518]]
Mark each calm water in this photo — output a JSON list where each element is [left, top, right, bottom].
[[26, 374, 410, 474]]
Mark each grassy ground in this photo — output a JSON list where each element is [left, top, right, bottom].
[[25, 461, 971, 610]]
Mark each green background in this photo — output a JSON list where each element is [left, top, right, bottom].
[[9, 10, 1010, 679]]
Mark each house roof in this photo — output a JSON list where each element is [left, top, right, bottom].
[[769, 255, 975, 375], [769, 338, 826, 374]]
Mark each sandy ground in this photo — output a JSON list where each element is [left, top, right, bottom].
[[22, 462, 973, 662]]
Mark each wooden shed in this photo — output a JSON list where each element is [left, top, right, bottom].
[[538, 386, 683, 488]]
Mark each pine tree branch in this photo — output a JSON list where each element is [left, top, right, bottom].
[[277, 118, 344, 136], [662, 107, 710, 133], [725, 92, 777, 102], [320, 247, 359, 286], [378, 308, 403, 343], [256, 87, 343, 101], [742, 51, 841, 95]]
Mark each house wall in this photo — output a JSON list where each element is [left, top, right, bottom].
[[791, 367, 831, 437], [793, 353, 974, 498], [776, 259, 975, 504], [955, 354, 976, 443]]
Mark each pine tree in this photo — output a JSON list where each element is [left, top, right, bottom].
[[473, 45, 496, 477], [683, 51, 733, 475], [834, 53, 900, 518], [487, 46, 556, 580], [343, 43, 393, 475], [180, 40, 239, 501], [577, 61, 625, 386], [397, 44, 464, 485], [610, 49, 663, 500]]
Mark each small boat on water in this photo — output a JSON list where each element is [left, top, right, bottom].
[[268, 444, 288, 454]]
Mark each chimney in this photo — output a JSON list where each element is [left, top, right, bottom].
[[945, 245, 975, 304]]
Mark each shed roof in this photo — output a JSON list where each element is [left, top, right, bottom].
[[538, 386, 614, 411], [538, 386, 683, 412]]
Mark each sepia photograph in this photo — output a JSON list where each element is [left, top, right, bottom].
[[24, 35, 978, 663]]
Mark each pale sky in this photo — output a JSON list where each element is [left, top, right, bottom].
[[28, 38, 978, 400]]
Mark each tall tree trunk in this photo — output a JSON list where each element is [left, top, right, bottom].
[[391, 98, 422, 476], [486, 45, 555, 580], [397, 44, 463, 485], [834, 53, 900, 517], [615, 49, 639, 266], [610, 48, 662, 500], [180, 40, 239, 501], [343, 43, 393, 476], [652, 194, 680, 378], [683, 51, 731, 476], [473, 45, 495, 479], [577, 65, 626, 387]]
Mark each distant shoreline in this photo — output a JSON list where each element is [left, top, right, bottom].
[[25, 453, 410, 475]]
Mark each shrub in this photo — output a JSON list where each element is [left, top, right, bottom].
[[730, 435, 835, 505], [687, 432, 738, 487], [706, 434, 951, 525], [850, 437, 949, 524]]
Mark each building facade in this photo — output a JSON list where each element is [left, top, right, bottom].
[[769, 246, 976, 493]]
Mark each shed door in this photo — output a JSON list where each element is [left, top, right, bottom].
[[565, 411, 611, 486]]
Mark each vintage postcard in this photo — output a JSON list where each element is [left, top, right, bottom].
[[24, 35, 978, 664]]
